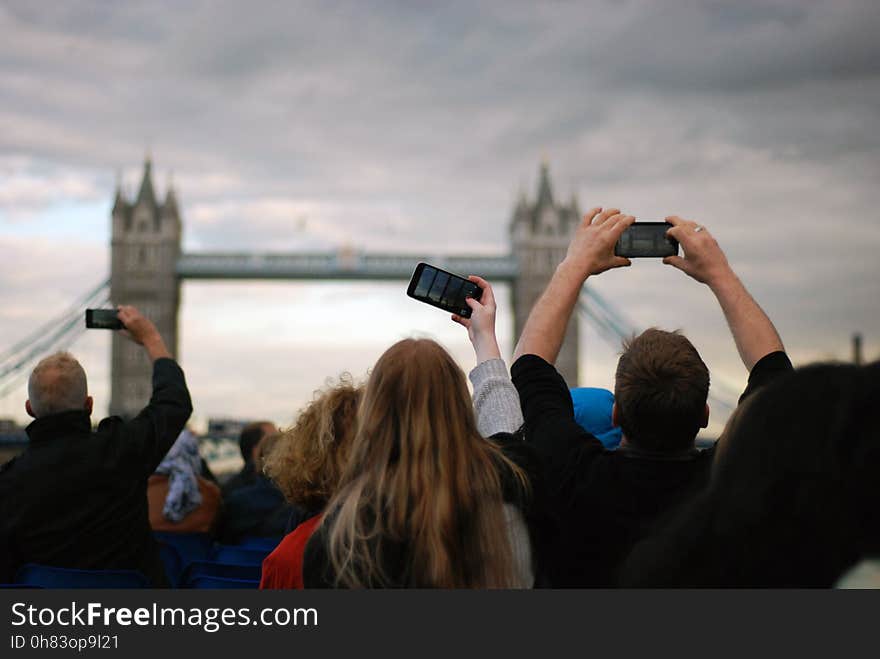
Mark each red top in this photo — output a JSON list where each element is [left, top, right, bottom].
[[259, 514, 323, 589]]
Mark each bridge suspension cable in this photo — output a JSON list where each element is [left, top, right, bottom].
[[0, 279, 110, 400], [0, 279, 110, 367]]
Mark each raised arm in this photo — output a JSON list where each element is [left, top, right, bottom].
[[508, 212, 635, 498], [664, 216, 784, 371], [453, 276, 523, 436], [110, 306, 193, 473], [117, 305, 172, 362], [513, 208, 635, 364]]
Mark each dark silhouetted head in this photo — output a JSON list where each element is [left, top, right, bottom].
[[621, 361, 880, 587], [239, 421, 276, 463]]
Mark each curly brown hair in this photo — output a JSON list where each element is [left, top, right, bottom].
[[264, 375, 363, 512]]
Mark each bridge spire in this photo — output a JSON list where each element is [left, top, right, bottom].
[[511, 162, 581, 385], [164, 174, 179, 216], [135, 156, 157, 209], [536, 161, 554, 209], [111, 171, 128, 215]]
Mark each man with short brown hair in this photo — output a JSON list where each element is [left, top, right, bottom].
[[614, 328, 710, 453], [512, 209, 792, 586]]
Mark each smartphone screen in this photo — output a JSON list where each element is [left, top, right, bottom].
[[407, 263, 482, 317], [615, 222, 679, 258], [85, 309, 125, 330]]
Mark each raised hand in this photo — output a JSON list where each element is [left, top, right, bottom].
[[452, 276, 502, 363], [563, 207, 635, 278], [663, 216, 733, 286], [116, 305, 171, 361]]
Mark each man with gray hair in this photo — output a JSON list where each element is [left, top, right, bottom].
[[0, 306, 192, 586], [26, 351, 91, 419]]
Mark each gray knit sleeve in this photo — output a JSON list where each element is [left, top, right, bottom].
[[468, 358, 524, 438]]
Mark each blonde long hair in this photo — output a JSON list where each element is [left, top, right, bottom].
[[325, 338, 527, 588]]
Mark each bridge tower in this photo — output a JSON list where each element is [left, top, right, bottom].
[[109, 158, 182, 417], [510, 163, 581, 385]]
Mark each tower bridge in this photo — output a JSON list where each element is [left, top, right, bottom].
[[108, 159, 582, 418], [0, 159, 740, 420]]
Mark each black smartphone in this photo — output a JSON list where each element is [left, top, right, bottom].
[[407, 262, 483, 318], [615, 222, 679, 258], [85, 308, 124, 330]]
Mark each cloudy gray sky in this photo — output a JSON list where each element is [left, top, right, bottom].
[[1, 0, 878, 434]]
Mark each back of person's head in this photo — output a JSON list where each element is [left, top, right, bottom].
[[239, 420, 274, 462], [614, 328, 709, 452], [27, 351, 89, 418], [326, 338, 526, 588], [709, 361, 880, 583], [621, 361, 880, 587], [255, 432, 283, 473], [264, 376, 362, 512]]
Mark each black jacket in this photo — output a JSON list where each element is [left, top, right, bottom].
[[510, 351, 793, 587], [221, 461, 259, 499], [218, 475, 299, 544], [0, 358, 192, 585]]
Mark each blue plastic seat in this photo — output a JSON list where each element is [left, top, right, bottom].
[[236, 536, 282, 552], [189, 575, 260, 589], [182, 561, 262, 587], [156, 540, 185, 588], [15, 565, 150, 589], [152, 532, 212, 569], [211, 545, 271, 565]]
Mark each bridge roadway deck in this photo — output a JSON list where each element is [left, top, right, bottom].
[[176, 252, 520, 282]]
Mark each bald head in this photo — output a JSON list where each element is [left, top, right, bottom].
[[27, 352, 90, 418]]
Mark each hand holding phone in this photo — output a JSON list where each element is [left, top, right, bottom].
[[614, 222, 679, 258], [85, 308, 125, 330], [450, 275, 502, 363], [407, 262, 483, 318], [663, 216, 731, 286]]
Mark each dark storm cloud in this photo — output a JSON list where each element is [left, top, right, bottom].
[[5, 0, 875, 197], [580, 0, 880, 91], [2, 0, 877, 238]]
